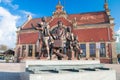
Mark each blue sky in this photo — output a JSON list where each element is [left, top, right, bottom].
[[0, 0, 120, 48]]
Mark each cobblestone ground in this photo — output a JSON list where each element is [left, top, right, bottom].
[[0, 63, 119, 80]]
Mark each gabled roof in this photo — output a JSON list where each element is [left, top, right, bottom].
[[18, 11, 111, 44], [49, 17, 72, 27], [22, 17, 52, 29], [21, 11, 109, 29], [68, 11, 109, 25]]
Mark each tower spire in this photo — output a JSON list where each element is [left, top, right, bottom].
[[104, 0, 108, 10], [104, 0, 114, 24], [105, 0, 107, 3], [104, 0, 110, 15], [58, 0, 61, 5], [56, 0, 63, 10], [53, 0, 67, 18]]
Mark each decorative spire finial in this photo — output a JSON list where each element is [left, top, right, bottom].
[[104, 0, 109, 10], [58, 0, 61, 5], [27, 14, 32, 21], [104, 0, 111, 16], [105, 0, 107, 3], [53, 0, 67, 18], [56, 0, 63, 10]]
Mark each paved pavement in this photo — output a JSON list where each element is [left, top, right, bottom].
[[0, 63, 25, 72], [0, 63, 25, 80], [0, 63, 119, 80], [104, 64, 120, 80]]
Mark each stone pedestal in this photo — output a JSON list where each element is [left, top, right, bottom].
[[25, 60, 100, 67], [28, 70, 116, 80], [23, 60, 116, 80]]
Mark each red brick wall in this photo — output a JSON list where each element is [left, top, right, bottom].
[[100, 58, 111, 63]]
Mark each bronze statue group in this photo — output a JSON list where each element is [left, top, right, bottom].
[[31, 17, 83, 60]]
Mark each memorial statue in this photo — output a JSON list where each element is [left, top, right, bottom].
[[51, 21, 67, 60], [72, 35, 81, 60], [54, 20, 66, 40], [66, 27, 74, 60], [31, 17, 50, 59], [41, 17, 50, 59], [48, 36, 54, 60], [31, 18, 81, 60]]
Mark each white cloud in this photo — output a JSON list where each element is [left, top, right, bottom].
[[116, 27, 120, 34], [0, 7, 20, 48], [1, 0, 19, 10], [20, 10, 36, 17], [2, 0, 12, 3], [14, 10, 36, 27], [16, 10, 36, 26], [9, 3, 19, 10], [115, 27, 120, 42]]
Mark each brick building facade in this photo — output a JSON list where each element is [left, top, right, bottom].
[[16, 0, 117, 63]]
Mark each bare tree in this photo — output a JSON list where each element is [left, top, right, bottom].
[[0, 44, 8, 51]]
